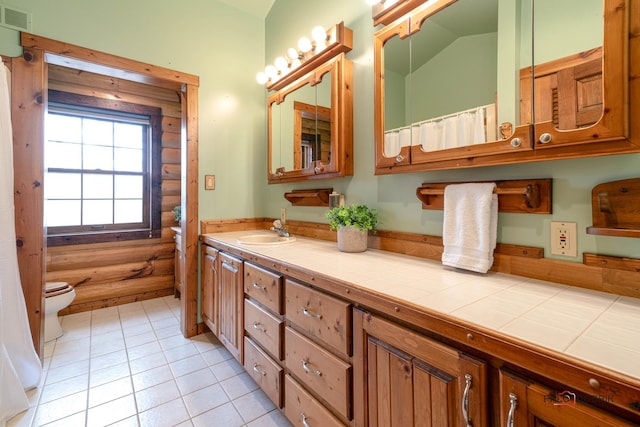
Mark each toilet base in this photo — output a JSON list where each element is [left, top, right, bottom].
[[44, 313, 64, 342]]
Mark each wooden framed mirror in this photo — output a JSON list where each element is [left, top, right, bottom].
[[374, 0, 534, 173], [268, 52, 353, 184]]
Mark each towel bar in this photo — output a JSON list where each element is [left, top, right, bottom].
[[416, 179, 552, 214]]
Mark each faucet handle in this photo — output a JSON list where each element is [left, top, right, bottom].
[[273, 219, 282, 228]]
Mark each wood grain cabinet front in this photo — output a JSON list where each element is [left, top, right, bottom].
[[244, 262, 283, 315], [285, 279, 352, 357], [285, 326, 352, 420], [218, 252, 244, 363], [244, 336, 283, 408], [353, 308, 488, 427], [499, 369, 637, 427], [284, 374, 346, 427], [200, 244, 218, 335], [244, 298, 283, 361]]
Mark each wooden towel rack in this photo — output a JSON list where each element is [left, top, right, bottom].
[[416, 179, 552, 214], [284, 188, 333, 207]]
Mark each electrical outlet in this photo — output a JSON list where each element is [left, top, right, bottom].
[[550, 221, 577, 257], [280, 208, 286, 225]]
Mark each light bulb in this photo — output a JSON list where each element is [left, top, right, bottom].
[[311, 26, 327, 44], [256, 72, 268, 85], [298, 37, 312, 53], [275, 56, 288, 71], [265, 65, 277, 78], [286, 47, 299, 60], [291, 58, 301, 69]]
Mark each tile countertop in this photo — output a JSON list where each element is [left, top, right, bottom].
[[202, 231, 640, 382]]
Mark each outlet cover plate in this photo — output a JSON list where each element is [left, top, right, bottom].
[[550, 221, 577, 257]]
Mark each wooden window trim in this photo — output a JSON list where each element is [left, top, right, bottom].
[[46, 89, 162, 246]]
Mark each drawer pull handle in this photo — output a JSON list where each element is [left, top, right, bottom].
[[301, 307, 322, 320], [252, 282, 266, 290], [301, 359, 322, 376], [462, 374, 472, 427], [301, 413, 311, 427], [252, 363, 266, 376], [506, 392, 517, 427], [252, 321, 266, 332]]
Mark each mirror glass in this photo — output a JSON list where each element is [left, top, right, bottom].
[[531, 0, 603, 130], [269, 69, 332, 174], [381, 0, 531, 157]]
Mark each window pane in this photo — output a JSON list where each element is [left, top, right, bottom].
[[114, 175, 143, 199], [114, 147, 143, 172], [47, 114, 81, 143], [83, 200, 113, 225], [46, 200, 81, 226], [45, 173, 81, 199], [83, 145, 113, 170], [114, 123, 143, 149], [83, 174, 113, 199], [83, 119, 113, 147], [114, 199, 142, 223], [46, 141, 82, 169]]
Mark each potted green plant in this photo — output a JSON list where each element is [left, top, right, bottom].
[[326, 203, 379, 252]]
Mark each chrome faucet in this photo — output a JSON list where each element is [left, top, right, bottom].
[[270, 219, 290, 237]]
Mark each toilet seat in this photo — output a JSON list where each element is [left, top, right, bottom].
[[45, 281, 73, 297]]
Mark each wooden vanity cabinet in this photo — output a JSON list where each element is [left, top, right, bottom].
[[200, 245, 218, 335], [353, 309, 488, 427], [243, 262, 285, 408], [218, 252, 244, 362], [498, 369, 637, 427]]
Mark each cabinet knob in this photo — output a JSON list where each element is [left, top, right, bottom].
[[395, 154, 404, 162], [510, 137, 522, 148], [538, 133, 553, 144], [466, 333, 474, 341], [589, 378, 601, 389]]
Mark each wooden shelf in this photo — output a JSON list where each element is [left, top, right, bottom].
[[284, 188, 333, 207], [587, 178, 640, 238], [416, 179, 552, 214]]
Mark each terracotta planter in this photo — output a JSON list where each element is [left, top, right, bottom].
[[337, 226, 368, 253]]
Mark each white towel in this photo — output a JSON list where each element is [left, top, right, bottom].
[[441, 183, 498, 273], [399, 127, 412, 147], [384, 131, 400, 156]]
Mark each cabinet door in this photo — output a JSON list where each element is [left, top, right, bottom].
[[218, 252, 244, 362], [353, 309, 487, 427], [200, 245, 218, 335], [530, 0, 627, 150], [498, 369, 637, 427], [173, 231, 183, 297]]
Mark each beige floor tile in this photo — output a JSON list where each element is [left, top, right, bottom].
[[182, 383, 229, 417], [135, 379, 181, 412], [86, 394, 137, 427], [138, 398, 190, 427]]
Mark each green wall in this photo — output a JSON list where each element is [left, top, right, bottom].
[[264, 0, 639, 262]]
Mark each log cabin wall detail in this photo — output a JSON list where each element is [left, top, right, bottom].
[[45, 64, 181, 315]]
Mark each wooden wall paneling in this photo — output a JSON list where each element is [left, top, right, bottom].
[[180, 83, 199, 337], [47, 242, 174, 271], [11, 49, 46, 356]]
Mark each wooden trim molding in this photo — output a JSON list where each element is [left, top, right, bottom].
[[201, 218, 640, 299]]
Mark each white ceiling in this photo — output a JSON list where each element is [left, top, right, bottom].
[[217, 0, 276, 19]]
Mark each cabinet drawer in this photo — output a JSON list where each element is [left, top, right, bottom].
[[244, 262, 283, 314], [285, 326, 351, 420], [244, 298, 283, 360], [284, 374, 345, 427], [243, 337, 283, 408], [285, 279, 352, 356]]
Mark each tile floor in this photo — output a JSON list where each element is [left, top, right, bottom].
[[8, 296, 293, 427]]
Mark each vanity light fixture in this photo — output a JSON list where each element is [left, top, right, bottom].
[[256, 21, 353, 91]]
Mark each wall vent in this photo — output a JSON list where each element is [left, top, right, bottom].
[[0, 3, 31, 32]]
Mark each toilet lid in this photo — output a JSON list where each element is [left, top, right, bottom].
[[46, 282, 70, 293]]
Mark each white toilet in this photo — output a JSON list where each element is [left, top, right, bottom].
[[44, 282, 76, 342]]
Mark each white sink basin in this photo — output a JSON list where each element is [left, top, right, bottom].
[[236, 233, 296, 245]]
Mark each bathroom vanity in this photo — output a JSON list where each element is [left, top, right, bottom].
[[200, 230, 640, 426]]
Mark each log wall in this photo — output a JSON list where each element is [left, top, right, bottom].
[[46, 65, 180, 314]]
